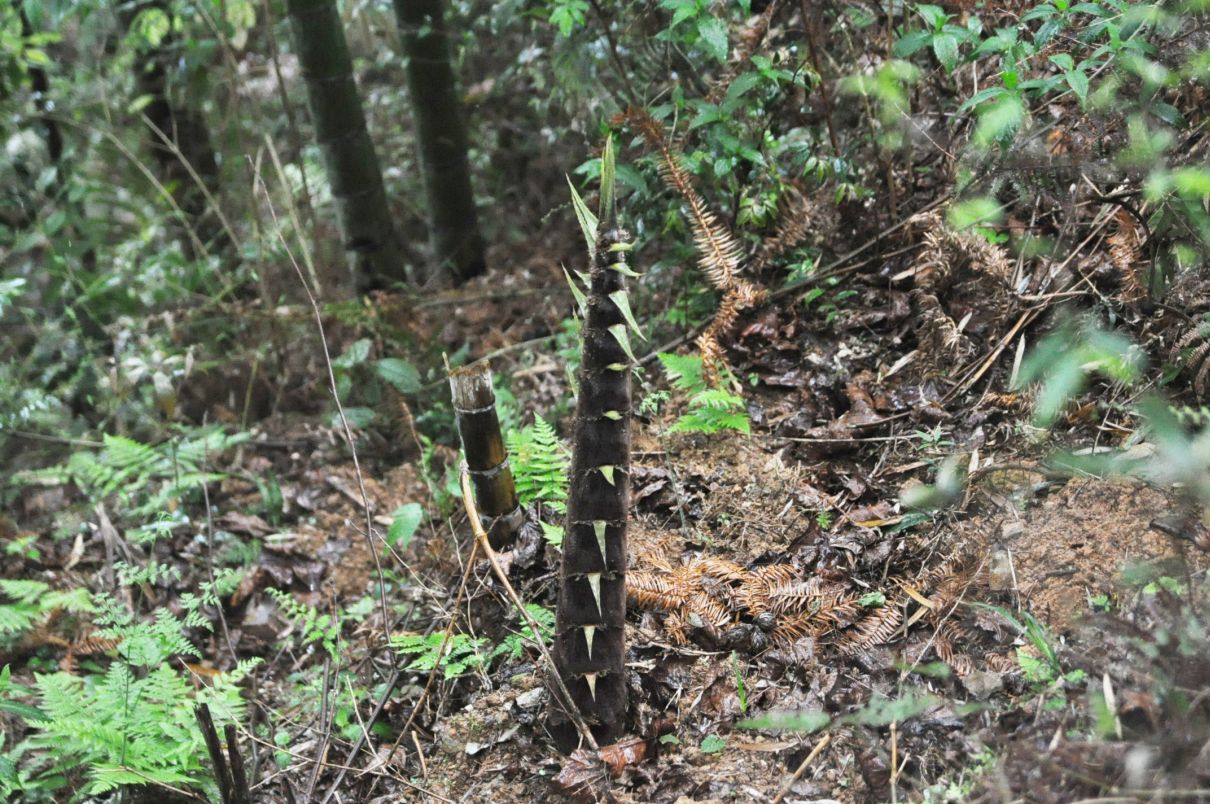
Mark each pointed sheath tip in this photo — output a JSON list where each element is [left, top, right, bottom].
[[583, 625, 596, 659], [599, 135, 617, 231], [586, 572, 602, 615]]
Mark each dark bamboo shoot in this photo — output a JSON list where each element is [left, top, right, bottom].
[[550, 221, 636, 751]]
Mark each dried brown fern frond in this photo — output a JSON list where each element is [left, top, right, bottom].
[[687, 591, 736, 630], [1108, 207, 1147, 302], [770, 610, 830, 645], [751, 564, 799, 585], [623, 107, 744, 290], [691, 557, 749, 582], [627, 570, 690, 612], [1168, 321, 1210, 399], [60, 633, 121, 674], [763, 577, 825, 615], [748, 186, 823, 275], [664, 611, 689, 644], [909, 210, 1015, 290], [734, 563, 799, 614], [698, 280, 769, 377], [913, 554, 977, 615], [912, 289, 973, 376], [833, 603, 904, 655]]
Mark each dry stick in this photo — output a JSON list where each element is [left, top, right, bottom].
[[800, 0, 840, 155], [303, 656, 334, 801], [196, 703, 235, 804], [224, 722, 250, 804], [771, 733, 832, 804], [254, 168, 400, 799], [44, 114, 208, 259], [245, 729, 452, 802], [253, 168, 394, 663], [317, 525, 482, 804], [458, 467, 602, 754], [140, 112, 239, 248], [890, 719, 899, 804], [263, 135, 324, 298]]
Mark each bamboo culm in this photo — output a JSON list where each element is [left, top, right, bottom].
[[550, 224, 636, 751]]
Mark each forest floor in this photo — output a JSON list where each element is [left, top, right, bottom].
[[10, 197, 1210, 803]]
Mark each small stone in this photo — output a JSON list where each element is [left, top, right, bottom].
[[514, 687, 546, 711], [960, 669, 1004, 700]]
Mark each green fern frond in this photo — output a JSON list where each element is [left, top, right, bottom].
[[506, 416, 570, 513], [658, 353, 750, 434]]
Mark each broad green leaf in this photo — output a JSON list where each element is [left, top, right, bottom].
[[894, 30, 933, 57], [932, 33, 959, 70], [1048, 52, 1075, 71], [947, 197, 1003, 230], [697, 16, 729, 63], [386, 503, 424, 552], [915, 3, 948, 29], [739, 709, 831, 732], [1065, 69, 1089, 103], [375, 358, 421, 393], [973, 93, 1024, 146], [1172, 167, 1210, 196], [846, 693, 939, 726]]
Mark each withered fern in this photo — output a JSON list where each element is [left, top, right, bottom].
[[620, 107, 766, 377], [551, 140, 640, 750]]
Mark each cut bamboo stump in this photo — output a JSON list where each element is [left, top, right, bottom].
[[449, 360, 523, 549]]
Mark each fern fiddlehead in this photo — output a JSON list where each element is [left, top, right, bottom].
[[551, 169, 637, 750]]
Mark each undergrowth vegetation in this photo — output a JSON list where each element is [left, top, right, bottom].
[[1, 0, 1208, 798]]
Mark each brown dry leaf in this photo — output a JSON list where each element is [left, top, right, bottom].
[[599, 736, 649, 776], [216, 511, 274, 536], [553, 748, 610, 801]]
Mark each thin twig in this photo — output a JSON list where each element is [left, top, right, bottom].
[[458, 467, 601, 754], [772, 733, 832, 804], [252, 164, 396, 665], [317, 522, 481, 804]]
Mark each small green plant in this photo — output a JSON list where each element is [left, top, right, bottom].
[[12, 427, 250, 528], [699, 734, 727, 754], [0, 580, 95, 647], [977, 603, 1085, 688], [731, 652, 748, 715], [740, 689, 940, 735], [912, 424, 954, 454], [392, 632, 485, 680], [657, 352, 750, 435], [267, 588, 342, 661], [329, 338, 422, 429], [489, 604, 556, 663], [391, 605, 555, 679], [1, 584, 259, 800], [859, 591, 887, 608], [506, 416, 570, 512], [921, 749, 998, 803]]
